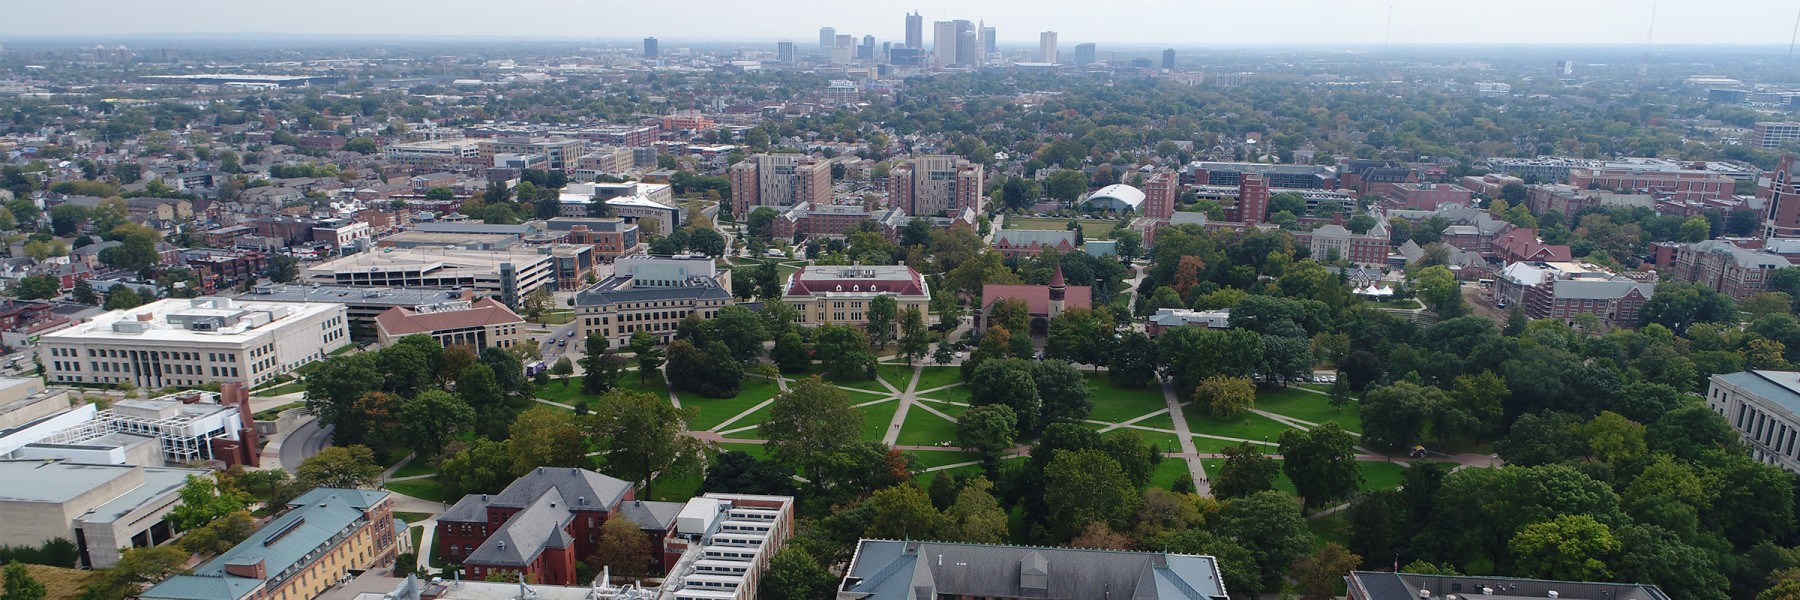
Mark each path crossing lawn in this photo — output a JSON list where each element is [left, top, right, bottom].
[[1086, 375, 1170, 423], [907, 448, 980, 469], [1256, 387, 1362, 432], [386, 478, 456, 503], [392, 460, 436, 479], [915, 463, 986, 491], [1148, 458, 1191, 490], [919, 383, 974, 404], [822, 372, 889, 393], [877, 364, 915, 390], [897, 408, 961, 446], [717, 442, 768, 459], [1105, 427, 1180, 452], [917, 399, 968, 419], [1192, 436, 1278, 454], [859, 399, 902, 440], [847, 390, 892, 404], [1128, 413, 1176, 432], [536, 375, 670, 408], [1185, 409, 1298, 443], [913, 367, 964, 392], [1006, 217, 1116, 240], [687, 378, 783, 431]]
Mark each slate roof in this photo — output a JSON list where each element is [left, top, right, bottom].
[[839, 540, 1228, 600], [441, 467, 633, 524], [993, 229, 1077, 248], [463, 491, 574, 567], [1551, 279, 1654, 301], [616, 499, 686, 530], [785, 265, 928, 298], [571, 277, 732, 307]]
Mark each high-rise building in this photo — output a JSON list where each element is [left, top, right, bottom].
[[890, 155, 984, 216], [905, 11, 924, 49], [1074, 43, 1097, 66], [1143, 168, 1179, 220], [956, 26, 980, 66], [729, 154, 834, 216], [1557, 59, 1575, 75], [643, 37, 659, 59], [859, 35, 876, 60], [981, 23, 997, 55], [1238, 173, 1270, 225], [1755, 123, 1800, 150], [778, 40, 795, 62], [933, 21, 957, 66], [819, 27, 836, 51], [1162, 48, 1175, 70], [1040, 31, 1059, 63]]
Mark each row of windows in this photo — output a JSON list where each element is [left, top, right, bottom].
[[1737, 401, 1800, 459]]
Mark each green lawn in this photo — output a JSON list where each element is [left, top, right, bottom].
[[907, 449, 980, 469], [1105, 427, 1180, 453], [386, 478, 457, 503], [252, 402, 304, 421], [1185, 408, 1301, 443], [915, 463, 987, 493], [913, 367, 964, 392], [896, 406, 961, 446], [919, 383, 973, 404], [394, 511, 435, 524], [535, 374, 669, 408], [1359, 461, 1408, 491], [1201, 458, 1299, 495], [1131, 412, 1177, 432], [409, 527, 423, 556], [686, 377, 783, 431], [1192, 436, 1278, 454], [717, 442, 769, 459], [917, 399, 968, 419], [532, 311, 576, 325], [392, 460, 436, 479], [1005, 217, 1116, 240], [649, 470, 703, 502], [1308, 512, 1352, 551], [1256, 387, 1362, 433], [823, 371, 890, 393], [252, 381, 306, 397], [1086, 375, 1169, 423], [877, 364, 916, 391], [859, 398, 902, 441], [1148, 457, 1191, 490]]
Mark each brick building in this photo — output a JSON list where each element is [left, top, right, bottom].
[[728, 154, 833, 216], [1664, 239, 1786, 300], [437, 468, 685, 585], [1385, 182, 1473, 210], [991, 229, 1078, 258], [1496, 261, 1656, 328], [1568, 165, 1734, 201], [890, 155, 984, 217]]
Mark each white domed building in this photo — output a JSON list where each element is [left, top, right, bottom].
[[1081, 184, 1146, 212]]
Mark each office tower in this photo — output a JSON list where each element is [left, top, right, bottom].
[[890, 155, 985, 216], [1558, 59, 1574, 75], [890, 47, 922, 66], [906, 11, 923, 49], [981, 22, 996, 56], [778, 40, 795, 62], [882, 42, 892, 61], [860, 35, 875, 60], [643, 37, 659, 59], [1039, 31, 1058, 63], [728, 154, 833, 216], [1162, 48, 1175, 70], [933, 21, 957, 66], [1074, 43, 1096, 66], [820, 27, 836, 51], [1238, 173, 1270, 225], [957, 27, 980, 66]]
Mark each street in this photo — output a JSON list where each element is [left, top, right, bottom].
[[278, 418, 334, 471]]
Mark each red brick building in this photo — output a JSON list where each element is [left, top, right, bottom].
[[437, 468, 684, 584], [1568, 166, 1734, 201], [991, 229, 1078, 258], [1141, 168, 1179, 220], [1664, 239, 1786, 300], [1385, 183, 1473, 210]]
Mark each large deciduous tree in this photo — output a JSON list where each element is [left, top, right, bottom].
[[1279, 423, 1362, 509], [588, 389, 702, 499]]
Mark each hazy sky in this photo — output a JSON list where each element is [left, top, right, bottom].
[[5, 0, 1800, 47]]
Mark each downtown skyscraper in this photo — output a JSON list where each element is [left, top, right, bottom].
[[905, 11, 923, 49]]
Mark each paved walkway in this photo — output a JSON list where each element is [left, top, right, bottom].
[[1160, 378, 1211, 496]]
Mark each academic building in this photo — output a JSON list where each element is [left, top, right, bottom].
[[38, 297, 349, 388]]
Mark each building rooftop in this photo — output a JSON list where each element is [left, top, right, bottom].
[[981, 283, 1093, 316], [305, 248, 548, 276], [1717, 370, 1800, 418], [241, 285, 470, 307], [143, 488, 390, 600], [39, 297, 342, 344], [0, 459, 201, 505], [840, 539, 1227, 600], [785, 265, 927, 298], [1347, 571, 1667, 600], [374, 298, 523, 337]]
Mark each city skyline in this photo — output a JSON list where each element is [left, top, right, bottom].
[[6, 0, 1800, 47]]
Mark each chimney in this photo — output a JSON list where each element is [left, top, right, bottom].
[[136, 313, 153, 321]]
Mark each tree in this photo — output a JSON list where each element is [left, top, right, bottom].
[[705, 306, 770, 363], [548, 357, 575, 388], [82, 546, 186, 600], [98, 224, 160, 272], [294, 445, 382, 489], [304, 353, 379, 445], [1034, 360, 1093, 427], [1414, 265, 1464, 316], [168, 474, 249, 531], [1495, 411, 1587, 466], [898, 307, 930, 365], [864, 484, 944, 540], [457, 363, 512, 438], [589, 389, 701, 499], [771, 332, 811, 373], [865, 295, 897, 349], [969, 359, 1041, 435], [813, 324, 876, 380], [581, 334, 625, 394], [1291, 543, 1363, 600], [1639, 281, 1737, 334], [627, 331, 664, 384], [342, 137, 379, 154], [1360, 381, 1449, 447], [1194, 375, 1256, 419], [68, 279, 97, 305], [761, 377, 863, 485], [1046, 306, 1115, 367], [1043, 449, 1139, 541], [103, 284, 144, 310], [508, 407, 588, 473], [176, 510, 256, 556], [2, 562, 45, 600], [1109, 332, 1158, 388], [589, 516, 652, 576], [266, 254, 300, 283], [700, 451, 796, 497], [11, 276, 57, 301], [688, 227, 726, 257], [943, 477, 1010, 543], [1214, 442, 1280, 499], [1114, 228, 1143, 258], [759, 547, 835, 600], [394, 390, 474, 459], [1509, 515, 1619, 582], [1213, 490, 1313, 588], [1280, 423, 1362, 509], [1045, 169, 1090, 203], [956, 404, 1017, 465], [438, 438, 517, 496]]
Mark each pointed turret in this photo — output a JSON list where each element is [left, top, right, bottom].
[[1048, 264, 1067, 318]]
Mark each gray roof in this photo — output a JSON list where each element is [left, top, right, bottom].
[[1717, 370, 1800, 419], [240, 284, 469, 307], [993, 229, 1076, 247], [413, 222, 536, 236], [1347, 571, 1668, 600], [0, 460, 201, 507], [840, 540, 1227, 600], [616, 499, 685, 530], [1551, 279, 1655, 301], [1688, 239, 1785, 269], [464, 491, 573, 567], [441, 467, 633, 523], [143, 488, 389, 600], [572, 277, 732, 307]]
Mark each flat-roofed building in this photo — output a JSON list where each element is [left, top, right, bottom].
[[383, 140, 482, 169], [544, 218, 643, 260], [727, 154, 833, 216], [239, 284, 475, 334], [479, 137, 586, 172], [141, 488, 398, 600], [1708, 370, 1800, 474], [1347, 571, 1665, 600], [783, 265, 929, 332], [839, 539, 1227, 600], [0, 459, 205, 569], [890, 155, 984, 217], [574, 255, 733, 348], [38, 298, 349, 389], [374, 298, 524, 351], [303, 248, 555, 310]]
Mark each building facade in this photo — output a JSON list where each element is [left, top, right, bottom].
[[573, 255, 734, 348], [142, 489, 398, 600], [1708, 370, 1800, 474], [1665, 239, 1785, 300], [1496, 261, 1656, 328], [0, 460, 204, 569], [838, 540, 1227, 600], [437, 468, 684, 585], [727, 154, 833, 216], [38, 298, 349, 388], [374, 298, 525, 351], [783, 265, 930, 331], [303, 248, 555, 310], [889, 155, 983, 217], [1755, 122, 1800, 150]]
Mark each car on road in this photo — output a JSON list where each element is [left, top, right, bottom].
[[558, 339, 567, 347]]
